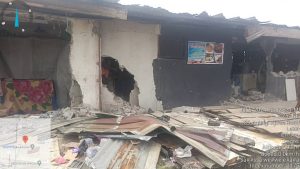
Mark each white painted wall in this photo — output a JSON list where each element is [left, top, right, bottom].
[[100, 20, 161, 110], [69, 19, 100, 109]]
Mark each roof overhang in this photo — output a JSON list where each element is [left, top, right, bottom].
[[246, 25, 300, 43], [0, 0, 127, 20]]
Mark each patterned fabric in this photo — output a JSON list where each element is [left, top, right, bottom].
[[1, 79, 54, 114]]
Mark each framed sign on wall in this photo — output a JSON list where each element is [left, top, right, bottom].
[[187, 41, 224, 64]]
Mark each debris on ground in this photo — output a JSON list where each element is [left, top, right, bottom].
[[104, 97, 146, 115], [39, 104, 94, 122], [1, 100, 299, 169], [231, 89, 265, 101]]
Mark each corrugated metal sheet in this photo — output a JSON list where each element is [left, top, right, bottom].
[[59, 115, 238, 167], [90, 139, 161, 169], [125, 5, 261, 28], [125, 5, 300, 30], [60, 115, 163, 135]]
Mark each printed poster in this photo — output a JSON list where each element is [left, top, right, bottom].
[[187, 41, 224, 64]]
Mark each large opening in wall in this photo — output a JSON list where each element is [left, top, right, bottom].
[[0, 9, 72, 116], [231, 39, 267, 100], [101, 56, 136, 102], [271, 44, 300, 74], [266, 42, 300, 100]]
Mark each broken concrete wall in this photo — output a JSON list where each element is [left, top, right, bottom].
[[0, 37, 71, 108], [69, 19, 100, 109], [99, 20, 161, 111], [55, 44, 72, 108]]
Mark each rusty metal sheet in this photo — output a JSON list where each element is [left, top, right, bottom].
[[60, 115, 164, 135], [91, 139, 161, 169], [60, 115, 239, 167]]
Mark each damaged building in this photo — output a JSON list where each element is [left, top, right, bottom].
[[1, 0, 300, 169], [1, 0, 300, 113]]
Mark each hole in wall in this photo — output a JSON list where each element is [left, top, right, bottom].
[[101, 56, 136, 102], [272, 44, 300, 73]]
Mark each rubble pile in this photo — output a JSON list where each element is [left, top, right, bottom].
[[105, 97, 146, 115], [39, 104, 94, 121], [240, 90, 264, 101], [47, 104, 297, 168], [1, 103, 298, 169]]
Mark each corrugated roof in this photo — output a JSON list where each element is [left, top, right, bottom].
[[89, 139, 161, 169], [124, 5, 261, 28], [124, 4, 300, 30]]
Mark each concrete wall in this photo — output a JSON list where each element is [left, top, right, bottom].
[[99, 20, 161, 110], [55, 44, 72, 108], [69, 19, 100, 109]]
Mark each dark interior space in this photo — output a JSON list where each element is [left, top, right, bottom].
[[272, 43, 300, 73], [154, 23, 245, 109], [231, 41, 267, 94], [0, 7, 71, 115], [101, 56, 135, 102]]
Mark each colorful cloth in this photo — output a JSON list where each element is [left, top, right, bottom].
[[1, 79, 54, 114]]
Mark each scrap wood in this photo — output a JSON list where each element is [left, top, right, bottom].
[[195, 154, 218, 169], [172, 106, 202, 113], [176, 157, 205, 169], [230, 133, 255, 146], [205, 109, 229, 116], [226, 142, 247, 152], [199, 109, 220, 119], [203, 105, 240, 111], [239, 152, 252, 157], [225, 108, 278, 118]]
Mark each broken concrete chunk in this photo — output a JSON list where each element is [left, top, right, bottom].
[[174, 145, 193, 158]]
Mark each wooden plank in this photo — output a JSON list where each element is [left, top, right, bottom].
[[222, 112, 277, 119], [239, 152, 251, 157], [226, 142, 247, 152], [203, 106, 239, 111], [230, 133, 255, 146], [177, 157, 205, 169], [195, 155, 218, 169]]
